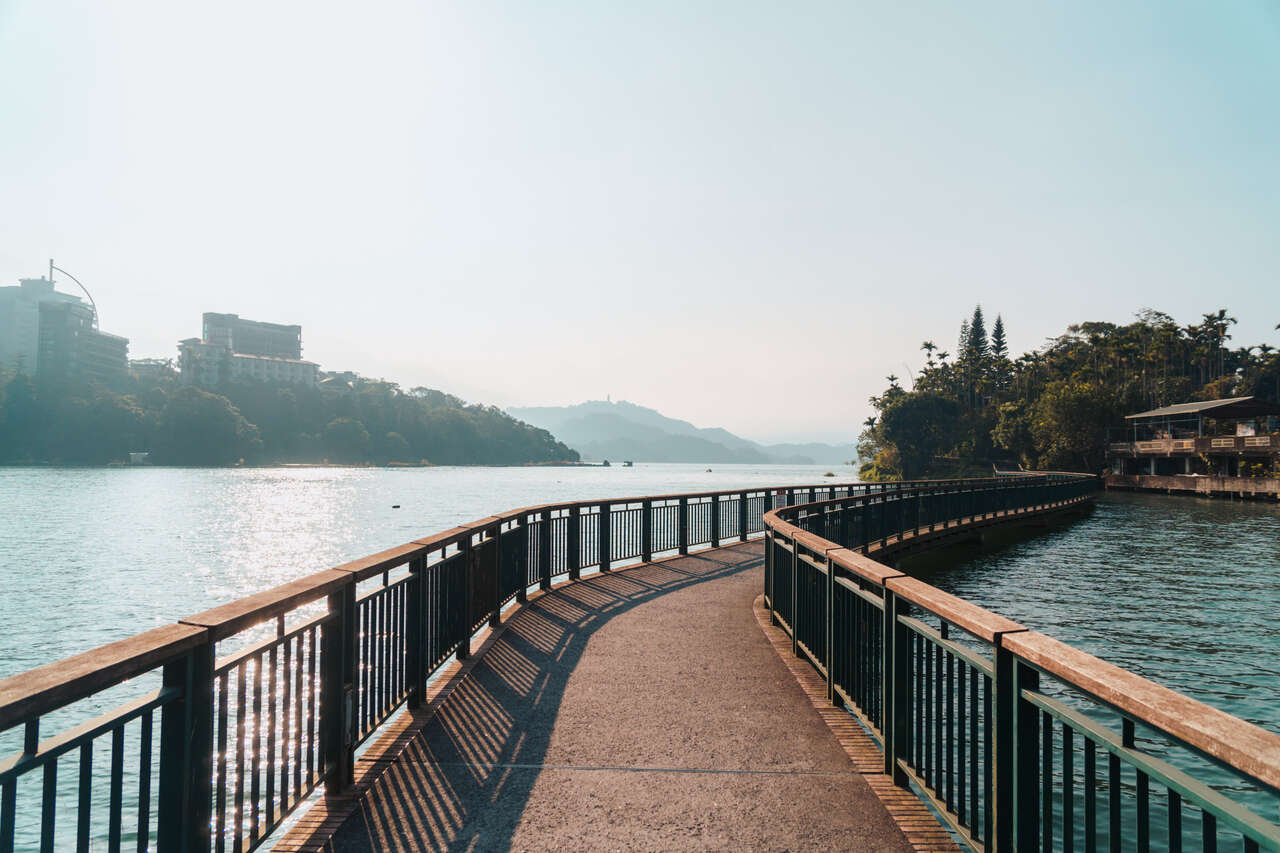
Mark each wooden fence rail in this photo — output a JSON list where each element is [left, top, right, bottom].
[[765, 473, 1280, 852]]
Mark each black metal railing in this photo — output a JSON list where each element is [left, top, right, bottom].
[[765, 472, 1280, 852], [1, 479, 904, 853]]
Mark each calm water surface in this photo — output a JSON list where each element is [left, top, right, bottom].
[[0, 463, 848, 678]]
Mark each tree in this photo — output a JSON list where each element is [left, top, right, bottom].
[[153, 386, 261, 465], [324, 417, 371, 463], [376, 431, 412, 463], [921, 341, 937, 369], [0, 374, 40, 462], [966, 305, 989, 362], [991, 315, 1008, 361], [877, 391, 962, 480]]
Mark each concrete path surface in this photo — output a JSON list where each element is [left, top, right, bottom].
[[319, 543, 913, 852]]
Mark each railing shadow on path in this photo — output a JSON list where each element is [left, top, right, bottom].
[[319, 547, 762, 853]]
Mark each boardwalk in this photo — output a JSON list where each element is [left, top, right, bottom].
[[276, 543, 919, 852]]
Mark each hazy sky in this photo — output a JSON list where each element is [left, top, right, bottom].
[[2, 2, 1278, 444]]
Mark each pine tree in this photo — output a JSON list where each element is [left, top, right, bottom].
[[991, 314, 1011, 392], [991, 314, 1008, 360], [967, 305, 989, 361]]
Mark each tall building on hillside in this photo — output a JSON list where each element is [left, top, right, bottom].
[[202, 312, 302, 360], [0, 276, 128, 383], [178, 312, 317, 388]]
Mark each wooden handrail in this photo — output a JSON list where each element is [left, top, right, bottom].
[[762, 473, 1280, 846], [1003, 630, 1280, 793], [0, 624, 207, 730]]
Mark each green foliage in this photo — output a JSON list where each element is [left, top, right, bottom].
[[152, 386, 262, 466], [877, 392, 961, 480], [0, 369, 580, 467], [323, 417, 371, 463], [858, 307, 1280, 478]]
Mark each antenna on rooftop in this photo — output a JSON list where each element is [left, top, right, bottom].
[[49, 259, 100, 329]]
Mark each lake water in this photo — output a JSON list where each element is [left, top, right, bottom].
[[0, 463, 848, 679], [2, 470, 1277, 725]]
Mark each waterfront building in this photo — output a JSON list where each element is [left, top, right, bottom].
[[178, 337, 319, 388], [202, 312, 302, 360], [0, 276, 128, 383], [1106, 396, 1280, 498], [178, 311, 318, 388]]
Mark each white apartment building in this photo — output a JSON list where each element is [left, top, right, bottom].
[[178, 338, 318, 388]]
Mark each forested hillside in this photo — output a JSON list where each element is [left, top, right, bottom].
[[0, 371, 578, 466], [858, 308, 1280, 480]]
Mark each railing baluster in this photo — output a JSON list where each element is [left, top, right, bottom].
[[1042, 710, 1053, 853], [249, 655, 262, 842], [1085, 738, 1096, 853], [215, 672, 229, 853], [40, 753, 56, 853], [1063, 722, 1075, 853], [138, 711, 152, 853], [108, 726, 124, 853], [266, 645, 278, 829], [76, 741, 92, 853]]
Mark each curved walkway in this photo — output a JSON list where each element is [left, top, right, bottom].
[[276, 543, 915, 852]]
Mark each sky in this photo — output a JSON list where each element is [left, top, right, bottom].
[[2, 1, 1278, 444]]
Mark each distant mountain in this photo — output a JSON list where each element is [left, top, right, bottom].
[[506, 400, 856, 465]]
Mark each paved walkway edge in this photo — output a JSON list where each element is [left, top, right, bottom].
[[751, 594, 962, 853], [272, 547, 745, 853]]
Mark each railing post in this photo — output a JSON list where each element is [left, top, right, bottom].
[[790, 538, 799, 658], [992, 634, 1035, 853], [515, 516, 528, 604], [765, 530, 775, 623], [156, 639, 214, 853], [1014, 658, 1041, 851], [487, 523, 502, 626], [568, 506, 581, 580], [641, 500, 653, 563], [739, 491, 749, 541], [678, 497, 689, 555], [884, 587, 910, 785], [825, 548, 836, 704], [711, 495, 721, 548], [538, 510, 552, 591], [458, 536, 473, 659], [599, 503, 612, 571], [407, 553, 427, 708], [321, 580, 357, 792], [860, 497, 869, 550]]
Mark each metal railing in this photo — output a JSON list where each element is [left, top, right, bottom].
[[0, 478, 932, 853], [764, 472, 1280, 852]]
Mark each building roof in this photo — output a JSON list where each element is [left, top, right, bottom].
[[1125, 396, 1280, 420]]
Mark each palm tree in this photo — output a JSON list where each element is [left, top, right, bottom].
[[921, 340, 937, 369]]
